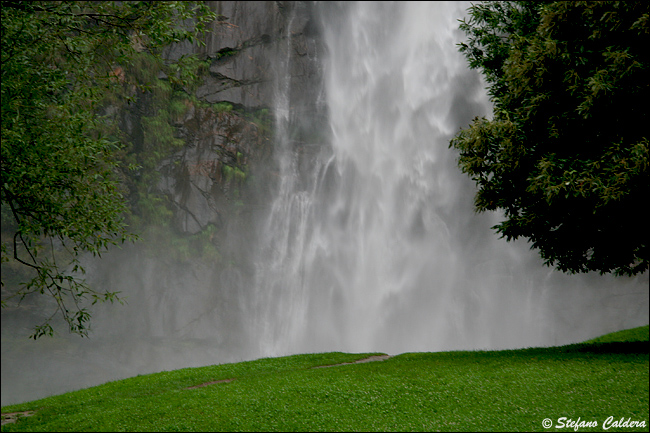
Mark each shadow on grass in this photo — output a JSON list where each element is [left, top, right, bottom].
[[565, 340, 649, 354]]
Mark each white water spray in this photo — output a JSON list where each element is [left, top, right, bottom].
[[1, 0, 646, 409], [249, 1, 648, 356]]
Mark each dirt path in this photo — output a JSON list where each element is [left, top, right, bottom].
[[186, 354, 392, 389], [2, 354, 393, 424], [311, 354, 391, 368]]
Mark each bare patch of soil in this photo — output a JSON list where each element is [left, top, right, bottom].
[[185, 378, 235, 389], [1, 411, 35, 426]]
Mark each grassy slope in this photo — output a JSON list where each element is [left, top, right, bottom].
[[1, 325, 648, 432]]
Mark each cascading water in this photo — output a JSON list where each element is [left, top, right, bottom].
[[1, 0, 647, 409], [247, 6, 312, 356], [248, 0, 649, 356]]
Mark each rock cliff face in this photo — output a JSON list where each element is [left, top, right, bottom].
[[0, 2, 328, 407], [157, 0, 324, 236], [86, 0, 327, 345]]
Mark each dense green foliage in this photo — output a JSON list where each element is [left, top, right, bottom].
[[1, 326, 648, 431], [1, 1, 215, 338], [450, 1, 649, 276]]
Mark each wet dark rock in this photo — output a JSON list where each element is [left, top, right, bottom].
[[157, 1, 325, 235]]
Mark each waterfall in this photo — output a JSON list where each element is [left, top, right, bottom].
[[247, 6, 311, 356], [1, 0, 646, 409], [249, 0, 649, 356]]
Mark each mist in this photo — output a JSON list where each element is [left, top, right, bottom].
[[2, 1, 647, 407]]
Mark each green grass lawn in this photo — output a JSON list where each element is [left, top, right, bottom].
[[2, 325, 648, 432]]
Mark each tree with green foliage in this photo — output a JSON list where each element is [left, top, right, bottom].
[[451, 1, 649, 276], [1, 1, 215, 338]]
